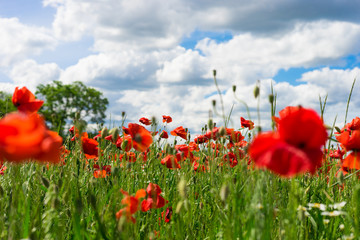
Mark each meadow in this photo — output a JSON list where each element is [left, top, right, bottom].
[[0, 82, 359, 240]]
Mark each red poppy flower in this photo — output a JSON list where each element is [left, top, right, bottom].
[[12, 86, 44, 113], [204, 127, 219, 140], [160, 130, 169, 139], [162, 115, 172, 123], [341, 151, 360, 173], [0, 112, 62, 164], [141, 183, 168, 212], [123, 123, 153, 152], [116, 189, 146, 223], [81, 132, 99, 157], [170, 126, 188, 140], [223, 152, 239, 168], [336, 128, 360, 151], [139, 117, 152, 125], [159, 207, 173, 223], [249, 107, 327, 177], [0, 162, 7, 175], [240, 117, 254, 130], [161, 154, 181, 169], [194, 135, 208, 144]]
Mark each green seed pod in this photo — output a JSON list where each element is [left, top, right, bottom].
[[232, 85, 236, 93], [109, 127, 120, 142], [219, 126, 226, 137], [100, 127, 109, 139], [254, 85, 260, 98], [269, 94, 274, 104], [208, 119, 214, 130]]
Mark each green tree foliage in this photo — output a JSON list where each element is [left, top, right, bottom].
[[36, 81, 109, 135], [0, 91, 16, 118]]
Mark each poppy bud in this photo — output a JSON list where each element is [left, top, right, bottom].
[[232, 85, 236, 93], [269, 94, 274, 104], [101, 127, 108, 139], [121, 139, 129, 151], [334, 126, 341, 133], [212, 99, 216, 107], [41, 176, 50, 188], [254, 85, 260, 98], [121, 111, 126, 117], [109, 127, 120, 142], [213, 69, 216, 77], [219, 126, 226, 137], [208, 119, 214, 130], [151, 116, 157, 125]]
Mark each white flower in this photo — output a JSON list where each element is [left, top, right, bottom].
[[308, 203, 326, 211], [329, 201, 346, 210], [321, 211, 345, 217]]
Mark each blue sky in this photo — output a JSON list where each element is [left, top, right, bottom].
[[1, 0, 360, 134]]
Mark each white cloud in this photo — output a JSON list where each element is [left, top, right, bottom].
[[196, 21, 360, 84], [0, 18, 56, 67], [9, 60, 62, 91]]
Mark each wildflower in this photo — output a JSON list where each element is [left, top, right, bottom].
[[141, 183, 168, 212], [161, 154, 181, 169], [170, 126, 188, 140], [116, 189, 146, 223], [249, 106, 327, 177], [308, 203, 326, 211], [139, 117, 152, 125], [160, 130, 169, 139], [81, 132, 99, 158], [0, 112, 62, 164], [0, 162, 6, 175], [321, 211, 345, 217], [12, 86, 44, 113], [241, 117, 254, 130], [194, 134, 208, 144], [159, 207, 173, 223], [123, 123, 153, 152], [162, 115, 172, 123], [329, 201, 346, 210]]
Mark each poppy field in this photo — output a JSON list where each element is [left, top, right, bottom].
[[1, 84, 360, 240]]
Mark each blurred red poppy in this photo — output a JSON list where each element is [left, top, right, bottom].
[[116, 189, 146, 223], [171, 126, 188, 140], [81, 132, 99, 157], [249, 107, 327, 177], [161, 155, 181, 169], [12, 86, 44, 113], [162, 115, 172, 123], [139, 117, 152, 125], [0, 112, 62, 164], [123, 123, 153, 152], [160, 130, 169, 139], [240, 117, 254, 130], [141, 183, 168, 212]]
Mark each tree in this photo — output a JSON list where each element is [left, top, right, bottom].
[[36, 81, 109, 135], [0, 91, 16, 118]]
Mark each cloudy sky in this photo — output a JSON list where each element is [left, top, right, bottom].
[[1, 0, 360, 136]]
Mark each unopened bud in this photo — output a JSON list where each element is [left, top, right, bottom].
[[208, 119, 214, 130], [212, 99, 216, 107], [101, 127, 109, 139], [151, 116, 156, 125], [213, 69, 216, 77], [254, 85, 260, 98], [121, 139, 129, 150], [232, 85, 236, 93], [121, 111, 126, 118], [269, 94, 274, 104], [109, 127, 120, 142], [219, 126, 226, 137]]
